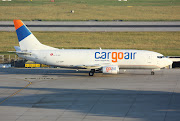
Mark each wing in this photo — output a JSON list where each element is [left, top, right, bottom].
[[74, 63, 112, 69]]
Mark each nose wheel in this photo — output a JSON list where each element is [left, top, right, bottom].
[[151, 71, 155, 75]]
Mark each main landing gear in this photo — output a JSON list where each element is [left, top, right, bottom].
[[89, 69, 95, 76]]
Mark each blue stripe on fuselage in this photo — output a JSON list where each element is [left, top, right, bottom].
[[16, 25, 31, 42]]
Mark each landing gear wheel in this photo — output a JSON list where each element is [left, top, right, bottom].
[[151, 71, 155, 75], [89, 71, 94, 76], [89, 69, 95, 76]]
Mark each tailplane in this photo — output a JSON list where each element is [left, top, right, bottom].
[[14, 20, 57, 51], [14, 46, 21, 51]]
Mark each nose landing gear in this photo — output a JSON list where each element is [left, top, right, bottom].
[[151, 70, 155, 75]]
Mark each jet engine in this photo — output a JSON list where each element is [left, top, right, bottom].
[[102, 65, 119, 74]]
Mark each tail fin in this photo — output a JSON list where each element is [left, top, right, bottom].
[[14, 20, 57, 51]]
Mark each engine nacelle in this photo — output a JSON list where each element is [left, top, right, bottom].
[[102, 65, 119, 74]]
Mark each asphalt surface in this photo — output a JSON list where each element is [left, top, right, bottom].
[[0, 21, 180, 32], [0, 68, 179, 121]]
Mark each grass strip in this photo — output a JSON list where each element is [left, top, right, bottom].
[[0, 31, 179, 56]]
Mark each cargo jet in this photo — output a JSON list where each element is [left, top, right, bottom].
[[12, 20, 172, 76]]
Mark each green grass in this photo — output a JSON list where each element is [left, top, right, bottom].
[[0, 32, 179, 56], [0, 0, 179, 21], [0, 0, 180, 6]]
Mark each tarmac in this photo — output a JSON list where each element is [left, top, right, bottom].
[[1, 21, 180, 32], [0, 68, 180, 121]]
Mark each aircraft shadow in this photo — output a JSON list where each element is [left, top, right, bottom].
[[0, 68, 155, 77], [0, 86, 179, 121]]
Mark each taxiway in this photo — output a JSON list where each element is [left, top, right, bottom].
[[0, 21, 180, 32], [0, 68, 179, 121]]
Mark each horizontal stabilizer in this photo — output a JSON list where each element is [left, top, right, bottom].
[[8, 46, 31, 54], [14, 46, 21, 51], [8, 51, 32, 55]]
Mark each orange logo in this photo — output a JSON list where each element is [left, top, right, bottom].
[[106, 67, 111, 72]]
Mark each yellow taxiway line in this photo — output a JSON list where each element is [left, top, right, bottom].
[[0, 80, 32, 105]]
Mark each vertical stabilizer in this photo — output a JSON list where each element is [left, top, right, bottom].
[[14, 20, 57, 51]]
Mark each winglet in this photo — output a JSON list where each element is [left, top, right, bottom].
[[13, 20, 24, 30]]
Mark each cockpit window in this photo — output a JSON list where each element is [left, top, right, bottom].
[[157, 56, 166, 58]]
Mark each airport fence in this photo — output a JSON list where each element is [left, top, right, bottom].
[[0, 54, 20, 64]]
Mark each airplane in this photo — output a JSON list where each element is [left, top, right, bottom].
[[12, 20, 173, 76]]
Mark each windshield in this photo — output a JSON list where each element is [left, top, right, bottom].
[[157, 56, 167, 58]]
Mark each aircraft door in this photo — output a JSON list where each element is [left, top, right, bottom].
[[147, 55, 152, 64]]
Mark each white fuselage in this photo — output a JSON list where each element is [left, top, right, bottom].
[[17, 49, 172, 69], [13, 20, 173, 76]]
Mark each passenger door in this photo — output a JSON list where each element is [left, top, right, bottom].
[[147, 55, 152, 64]]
